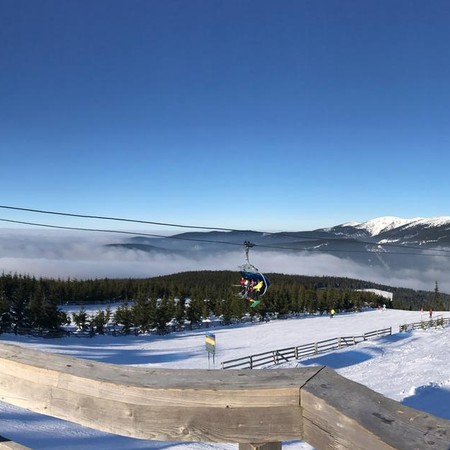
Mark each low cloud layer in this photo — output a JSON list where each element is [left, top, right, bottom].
[[0, 229, 448, 293]]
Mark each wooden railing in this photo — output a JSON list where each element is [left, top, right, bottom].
[[399, 316, 450, 332], [221, 327, 392, 370], [1, 341, 449, 450]]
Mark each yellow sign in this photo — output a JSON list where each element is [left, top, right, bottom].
[[205, 333, 216, 353]]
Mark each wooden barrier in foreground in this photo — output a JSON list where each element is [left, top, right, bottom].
[[0, 435, 29, 450], [0, 342, 449, 449]]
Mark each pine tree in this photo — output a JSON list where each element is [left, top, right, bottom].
[[432, 281, 445, 311], [91, 308, 111, 334], [185, 297, 203, 327], [0, 291, 10, 333], [114, 302, 133, 333], [72, 307, 89, 331], [132, 297, 156, 332], [10, 280, 32, 333], [154, 298, 174, 334]]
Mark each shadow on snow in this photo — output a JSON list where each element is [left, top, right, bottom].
[[297, 348, 382, 370], [402, 384, 450, 420]]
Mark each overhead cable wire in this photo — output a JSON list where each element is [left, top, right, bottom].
[[2, 204, 450, 256], [0, 218, 244, 247], [1, 217, 450, 259], [0, 204, 236, 232]]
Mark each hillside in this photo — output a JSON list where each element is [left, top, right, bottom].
[[0, 308, 449, 449], [1, 271, 448, 339]]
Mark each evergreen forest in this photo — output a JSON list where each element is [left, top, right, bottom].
[[0, 271, 448, 336]]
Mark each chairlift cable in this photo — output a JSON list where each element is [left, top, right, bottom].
[[1, 204, 450, 258]]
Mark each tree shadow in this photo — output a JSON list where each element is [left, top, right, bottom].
[[376, 332, 416, 344], [402, 384, 450, 420], [298, 349, 377, 369]]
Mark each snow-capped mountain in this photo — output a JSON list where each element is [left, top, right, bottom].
[[364, 216, 450, 237], [106, 216, 450, 277], [329, 216, 415, 237], [2, 215, 450, 288], [354, 217, 423, 236], [107, 215, 450, 255], [325, 216, 450, 244]]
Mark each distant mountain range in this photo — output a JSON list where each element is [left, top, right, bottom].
[[3, 216, 450, 291], [107, 216, 450, 273]]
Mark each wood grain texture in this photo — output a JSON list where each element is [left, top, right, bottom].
[[301, 367, 450, 450], [0, 436, 30, 450], [0, 342, 318, 443], [239, 442, 282, 450], [2, 341, 450, 448]]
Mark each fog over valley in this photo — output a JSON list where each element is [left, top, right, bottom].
[[1, 228, 449, 294]]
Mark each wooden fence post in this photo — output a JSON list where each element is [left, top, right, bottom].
[[239, 442, 282, 450]]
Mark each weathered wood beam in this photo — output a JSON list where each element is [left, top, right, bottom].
[[239, 442, 282, 450], [1, 342, 450, 449], [0, 436, 30, 450], [301, 367, 450, 450], [0, 342, 318, 443]]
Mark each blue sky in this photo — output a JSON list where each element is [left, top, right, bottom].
[[2, 0, 450, 233]]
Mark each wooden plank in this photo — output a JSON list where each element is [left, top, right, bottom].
[[301, 367, 450, 450], [239, 442, 282, 450], [0, 342, 319, 443], [0, 436, 30, 450], [0, 342, 317, 390], [3, 341, 450, 448]]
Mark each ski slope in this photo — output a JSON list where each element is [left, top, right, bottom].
[[0, 309, 449, 449]]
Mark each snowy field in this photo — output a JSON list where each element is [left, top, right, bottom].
[[0, 309, 449, 449]]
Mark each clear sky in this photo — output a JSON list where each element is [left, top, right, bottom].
[[2, 0, 450, 233]]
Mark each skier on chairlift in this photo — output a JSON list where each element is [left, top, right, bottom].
[[237, 241, 270, 308]]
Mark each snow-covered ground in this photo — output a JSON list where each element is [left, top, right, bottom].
[[0, 309, 449, 449]]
